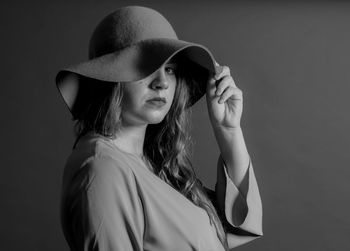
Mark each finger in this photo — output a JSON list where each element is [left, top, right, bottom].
[[219, 87, 243, 103], [207, 75, 218, 97], [214, 65, 231, 80], [215, 65, 225, 78], [215, 75, 237, 95], [215, 75, 232, 96]]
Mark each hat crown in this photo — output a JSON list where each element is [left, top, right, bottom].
[[89, 6, 178, 59]]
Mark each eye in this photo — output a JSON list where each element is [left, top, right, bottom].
[[165, 64, 178, 75]]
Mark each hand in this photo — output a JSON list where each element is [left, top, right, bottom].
[[206, 62, 243, 129]]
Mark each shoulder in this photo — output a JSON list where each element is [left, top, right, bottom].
[[84, 154, 134, 183], [63, 135, 136, 193], [63, 154, 138, 205], [67, 132, 130, 171]]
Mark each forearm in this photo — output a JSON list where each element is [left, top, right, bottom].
[[212, 125, 250, 189]]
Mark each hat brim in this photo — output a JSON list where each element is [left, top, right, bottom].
[[55, 38, 216, 119]]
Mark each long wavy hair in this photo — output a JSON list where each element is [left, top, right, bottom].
[[72, 56, 229, 250]]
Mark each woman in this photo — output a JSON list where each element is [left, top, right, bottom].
[[56, 6, 263, 251]]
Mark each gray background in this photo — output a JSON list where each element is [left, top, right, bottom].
[[1, 0, 349, 250]]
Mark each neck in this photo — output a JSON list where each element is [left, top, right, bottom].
[[112, 121, 147, 157]]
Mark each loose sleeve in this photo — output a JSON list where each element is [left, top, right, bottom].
[[61, 155, 145, 251], [204, 154, 263, 249]]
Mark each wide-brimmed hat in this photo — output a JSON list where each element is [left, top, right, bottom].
[[55, 6, 217, 119]]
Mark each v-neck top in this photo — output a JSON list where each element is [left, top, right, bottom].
[[59, 131, 263, 251]]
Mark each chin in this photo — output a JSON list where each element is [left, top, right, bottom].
[[142, 107, 170, 124], [146, 115, 167, 124]]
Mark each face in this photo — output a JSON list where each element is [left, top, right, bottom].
[[120, 59, 178, 126]]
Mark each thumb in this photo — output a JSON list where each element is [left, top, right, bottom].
[[207, 61, 224, 93], [213, 61, 224, 79]]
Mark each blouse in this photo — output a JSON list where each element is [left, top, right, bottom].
[[60, 131, 263, 251]]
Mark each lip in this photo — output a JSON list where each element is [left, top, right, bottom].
[[146, 97, 167, 107], [147, 97, 167, 103]]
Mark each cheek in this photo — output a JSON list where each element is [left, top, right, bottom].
[[122, 86, 143, 108], [169, 79, 177, 98], [121, 91, 132, 109]]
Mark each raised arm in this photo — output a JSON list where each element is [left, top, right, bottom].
[[204, 63, 263, 249], [211, 126, 263, 249]]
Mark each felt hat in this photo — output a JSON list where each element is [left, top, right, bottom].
[[55, 6, 217, 119]]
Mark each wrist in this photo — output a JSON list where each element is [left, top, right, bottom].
[[212, 123, 242, 133]]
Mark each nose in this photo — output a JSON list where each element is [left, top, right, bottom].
[[150, 68, 169, 90]]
